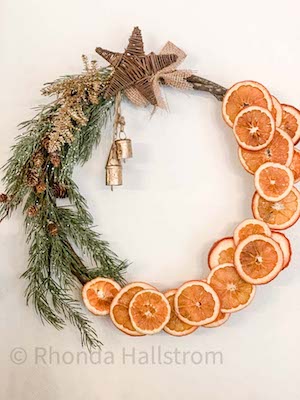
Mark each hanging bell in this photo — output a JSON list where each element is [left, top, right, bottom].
[[115, 115, 133, 161], [106, 143, 122, 189], [115, 137, 133, 161]]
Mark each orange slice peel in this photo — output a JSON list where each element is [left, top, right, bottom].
[[82, 277, 121, 316], [208, 237, 235, 269], [234, 234, 283, 285], [163, 289, 198, 336], [239, 129, 293, 174], [222, 81, 273, 127], [271, 232, 292, 270], [110, 282, 156, 336], [174, 280, 220, 326], [290, 149, 300, 183], [129, 289, 171, 335], [271, 95, 283, 127], [233, 218, 271, 246], [203, 311, 231, 328], [252, 187, 300, 230], [254, 162, 294, 202], [233, 106, 275, 151], [280, 104, 300, 144], [207, 263, 255, 313]]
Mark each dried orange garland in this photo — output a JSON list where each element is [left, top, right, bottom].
[[82, 81, 300, 336]]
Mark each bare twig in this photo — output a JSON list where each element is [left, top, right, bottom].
[[186, 75, 227, 101]]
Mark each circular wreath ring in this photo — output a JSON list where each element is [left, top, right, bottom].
[[1, 27, 300, 348]]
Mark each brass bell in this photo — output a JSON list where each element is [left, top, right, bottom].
[[115, 115, 133, 161], [115, 137, 133, 160], [106, 143, 122, 189]]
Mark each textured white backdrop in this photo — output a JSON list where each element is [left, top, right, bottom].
[[1, 0, 300, 399]]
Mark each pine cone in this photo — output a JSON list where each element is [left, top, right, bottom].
[[50, 153, 61, 168], [36, 181, 47, 194], [27, 205, 39, 217], [26, 168, 39, 187], [0, 193, 8, 203], [48, 222, 58, 236], [52, 183, 67, 198], [33, 151, 45, 168], [42, 137, 50, 152]]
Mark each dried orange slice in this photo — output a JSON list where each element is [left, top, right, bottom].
[[82, 277, 121, 316], [110, 282, 156, 336], [208, 237, 235, 269], [254, 162, 294, 202], [233, 106, 275, 151], [238, 129, 293, 174], [233, 218, 271, 246], [234, 234, 283, 284], [222, 81, 273, 127], [271, 232, 292, 270], [280, 104, 300, 144], [290, 149, 300, 183], [128, 289, 171, 335], [163, 289, 198, 336], [174, 280, 220, 326], [207, 264, 255, 312], [271, 95, 283, 127], [252, 187, 300, 230], [203, 311, 230, 328]]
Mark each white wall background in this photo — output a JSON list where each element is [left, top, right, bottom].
[[1, 0, 300, 399]]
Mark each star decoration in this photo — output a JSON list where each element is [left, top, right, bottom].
[[126, 41, 193, 108], [95, 27, 178, 106]]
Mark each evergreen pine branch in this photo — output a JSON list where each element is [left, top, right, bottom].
[[23, 231, 101, 349], [48, 279, 102, 350], [22, 230, 65, 329], [1, 66, 129, 349], [23, 216, 102, 347], [1, 103, 58, 216], [57, 207, 128, 284], [58, 98, 113, 182], [63, 178, 93, 224]]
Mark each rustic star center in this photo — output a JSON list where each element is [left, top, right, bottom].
[[95, 27, 178, 105]]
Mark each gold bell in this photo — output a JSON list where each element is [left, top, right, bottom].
[[115, 138, 133, 160], [106, 143, 122, 189]]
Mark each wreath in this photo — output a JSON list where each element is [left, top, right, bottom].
[[1, 27, 300, 349]]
